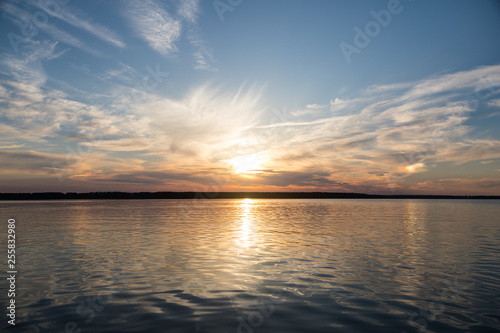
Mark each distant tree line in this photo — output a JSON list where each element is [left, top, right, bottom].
[[0, 192, 498, 200]]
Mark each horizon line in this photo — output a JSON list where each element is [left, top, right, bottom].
[[0, 191, 499, 200]]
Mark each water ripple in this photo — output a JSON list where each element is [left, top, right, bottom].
[[1, 199, 499, 332]]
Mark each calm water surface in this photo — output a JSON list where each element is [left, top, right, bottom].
[[1, 199, 499, 332]]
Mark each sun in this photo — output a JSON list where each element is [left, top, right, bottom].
[[227, 153, 262, 174], [404, 163, 425, 173], [405, 165, 416, 172]]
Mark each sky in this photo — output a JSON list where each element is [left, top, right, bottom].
[[1, 0, 500, 195]]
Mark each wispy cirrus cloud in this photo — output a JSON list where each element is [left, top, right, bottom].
[[0, 44, 263, 188], [487, 99, 500, 108], [189, 32, 217, 72], [122, 0, 216, 71], [2, 48, 500, 194], [306, 104, 328, 109], [124, 0, 182, 56], [1, 1, 107, 57], [233, 64, 500, 193], [178, 0, 199, 23], [39, 23, 105, 57], [29, 0, 125, 48], [181, 0, 217, 71]]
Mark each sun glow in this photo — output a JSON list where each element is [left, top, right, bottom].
[[404, 163, 425, 173], [227, 153, 262, 174], [405, 165, 416, 172]]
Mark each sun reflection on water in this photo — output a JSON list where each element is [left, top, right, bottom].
[[237, 198, 255, 248]]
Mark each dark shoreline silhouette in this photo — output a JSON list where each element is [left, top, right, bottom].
[[0, 192, 499, 200]]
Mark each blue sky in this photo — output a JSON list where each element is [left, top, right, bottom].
[[1, 0, 500, 194]]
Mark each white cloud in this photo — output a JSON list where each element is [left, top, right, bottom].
[[129, 84, 265, 160], [98, 62, 142, 84], [306, 104, 328, 109], [487, 99, 500, 108], [2, 53, 500, 192], [38, 23, 105, 57], [402, 65, 500, 102], [187, 26, 217, 71], [363, 82, 413, 95], [81, 138, 152, 152], [1, 46, 264, 181], [125, 0, 182, 56], [249, 64, 500, 190], [192, 44, 217, 72], [178, 0, 199, 23], [2, 2, 104, 57], [31, 1, 126, 48], [122, 0, 215, 70], [330, 97, 361, 113], [0, 143, 25, 149], [183, 2, 217, 71]]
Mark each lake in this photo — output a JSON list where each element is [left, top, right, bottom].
[[1, 199, 499, 332]]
